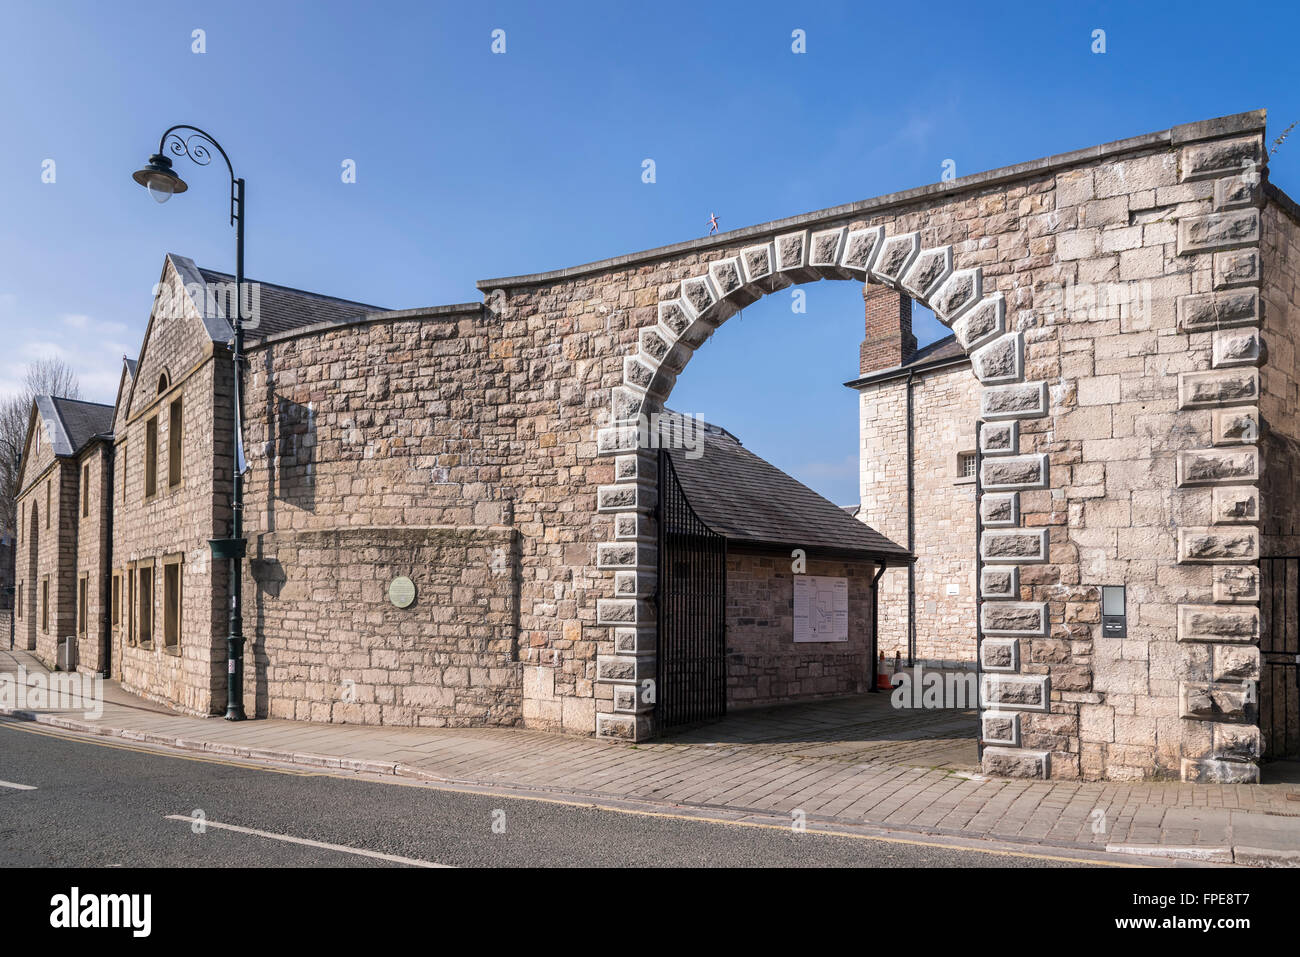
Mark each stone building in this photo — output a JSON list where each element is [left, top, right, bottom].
[[13, 396, 114, 670], [665, 419, 909, 712], [849, 286, 980, 669], [13, 109, 1300, 782]]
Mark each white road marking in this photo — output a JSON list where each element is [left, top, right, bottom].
[[163, 815, 451, 867], [0, 779, 37, 790]]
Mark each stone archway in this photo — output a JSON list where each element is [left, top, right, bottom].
[[477, 111, 1270, 783], [593, 227, 1052, 776]]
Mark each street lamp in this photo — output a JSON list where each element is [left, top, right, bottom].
[[133, 126, 248, 721]]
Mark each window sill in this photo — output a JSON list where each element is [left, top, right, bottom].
[[953, 477, 976, 486], [162, 643, 181, 657]]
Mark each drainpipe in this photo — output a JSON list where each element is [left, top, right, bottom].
[[906, 368, 916, 668], [869, 562, 888, 693]]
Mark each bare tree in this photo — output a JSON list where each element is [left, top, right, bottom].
[[0, 358, 82, 535]]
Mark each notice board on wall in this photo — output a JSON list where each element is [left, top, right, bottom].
[[793, 575, 849, 642]]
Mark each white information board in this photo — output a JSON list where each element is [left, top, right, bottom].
[[793, 575, 849, 643]]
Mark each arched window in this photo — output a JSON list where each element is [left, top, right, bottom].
[[158, 371, 170, 395]]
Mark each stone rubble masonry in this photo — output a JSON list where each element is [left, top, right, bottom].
[[577, 111, 1287, 781], [722, 553, 877, 709], [18, 111, 1296, 784]]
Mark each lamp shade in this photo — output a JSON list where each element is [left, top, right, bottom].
[[132, 154, 188, 203]]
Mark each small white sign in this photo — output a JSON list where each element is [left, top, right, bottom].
[[946, 583, 960, 596], [793, 575, 848, 642]]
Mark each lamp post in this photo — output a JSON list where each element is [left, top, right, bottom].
[[133, 126, 248, 721]]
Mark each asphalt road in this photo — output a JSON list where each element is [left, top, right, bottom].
[[0, 718, 1102, 868]]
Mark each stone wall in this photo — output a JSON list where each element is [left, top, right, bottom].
[[237, 306, 535, 729], [15, 451, 78, 667], [724, 551, 877, 707], [112, 261, 226, 715], [244, 525, 521, 726], [74, 442, 112, 674], [1260, 195, 1300, 555], [858, 361, 980, 667]]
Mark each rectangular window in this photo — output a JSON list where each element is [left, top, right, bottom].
[[77, 575, 88, 637], [40, 577, 48, 632], [45, 481, 50, 527], [126, 563, 136, 646], [138, 564, 154, 646], [957, 451, 978, 480], [163, 555, 182, 651], [111, 572, 122, 631], [82, 463, 90, 517], [121, 441, 127, 503], [168, 397, 183, 489], [144, 417, 158, 499], [16, 583, 22, 620]]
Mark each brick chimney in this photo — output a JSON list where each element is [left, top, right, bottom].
[[858, 285, 916, 374]]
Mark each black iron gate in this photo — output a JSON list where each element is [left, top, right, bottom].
[[655, 448, 727, 729], [1260, 556, 1300, 760]]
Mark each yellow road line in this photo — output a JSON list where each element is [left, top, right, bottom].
[[0, 718, 1146, 867]]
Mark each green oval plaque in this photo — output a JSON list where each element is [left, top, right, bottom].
[[389, 576, 416, 609]]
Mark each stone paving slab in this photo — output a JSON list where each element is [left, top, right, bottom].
[[2, 649, 1299, 865]]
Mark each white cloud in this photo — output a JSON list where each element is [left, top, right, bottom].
[[0, 298, 130, 405]]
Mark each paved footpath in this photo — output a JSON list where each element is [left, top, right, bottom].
[[3, 649, 1298, 866]]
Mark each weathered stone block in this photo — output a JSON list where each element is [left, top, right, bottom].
[[1211, 329, 1261, 368], [1213, 176, 1257, 210], [1213, 723, 1260, 760], [900, 246, 951, 300], [980, 565, 1019, 599], [982, 746, 1049, 778], [595, 654, 655, 684], [870, 232, 919, 285], [1212, 565, 1258, 602], [774, 231, 809, 276], [982, 601, 1047, 636], [979, 420, 1018, 456], [981, 674, 1050, 711], [932, 267, 981, 322], [981, 453, 1048, 491], [1180, 757, 1259, 784], [1178, 527, 1258, 564], [981, 711, 1020, 746], [971, 331, 1023, 384], [952, 294, 1005, 352], [1210, 486, 1258, 523], [979, 492, 1019, 527], [1179, 135, 1261, 182], [1212, 644, 1260, 681], [1178, 369, 1259, 409], [1176, 604, 1259, 643], [982, 528, 1050, 563], [1179, 680, 1251, 720], [981, 381, 1048, 420], [1177, 208, 1259, 255], [1211, 407, 1259, 445], [838, 226, 884, 277], [1175, 447, 1258, 486], [1176, 289, 1259, 332], [1212, 249, 1259, 289]]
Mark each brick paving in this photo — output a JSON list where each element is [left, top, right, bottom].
[[3, 649, 1298, 864]]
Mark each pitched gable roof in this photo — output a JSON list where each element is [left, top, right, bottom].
[[196, 266, 387, 339], [37, 396, 114, 456], [665, 418, 910, 563]]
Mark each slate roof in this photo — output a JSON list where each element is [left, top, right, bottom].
[[197, 266, 387, 339], [33, 396, 114, 457], [665, 418, 910, 563], [905, 333, 965, 367]]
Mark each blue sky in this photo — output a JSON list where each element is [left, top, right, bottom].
[[1, 0, 1296, 504]]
